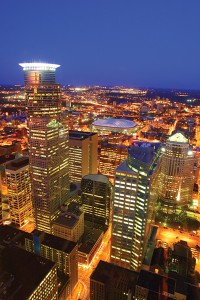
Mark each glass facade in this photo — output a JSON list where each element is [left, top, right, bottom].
[[156, 133, 195, 213], [111, 143, 160, 271], [19, 63, 69, 233], [99, 142, 128, 184], [81, 174, 111, 227]]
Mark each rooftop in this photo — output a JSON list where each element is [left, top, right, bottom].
[[91, 260, 138, 285], [69, 131, 97, 140], [19, 62, 60, 71], [137, 270, 176, 295], [168, 132, 188, 144], [115, 160, 131, 173], [128, 142, 161, 165], [82, 174, 109, 184], [0, 246, 56, 300], [30, 230, 77, 253], [54, 204, 83, 228], [0, 225, 30, 249], [5, 156, 29, 171], [79, 228, 103, 254], [92, 118, 137, 130]]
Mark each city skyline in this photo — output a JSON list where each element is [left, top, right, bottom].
[[1, 1, 200, 89], [1, 1, 200, 299]]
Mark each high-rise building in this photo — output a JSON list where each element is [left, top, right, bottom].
[[81, 174, 112, 227], [5, 156, 32, 227], [90, 261, 199, 300], [99, 142, 128, 184], [111, 142, 160, 271], [90, 260, 139, 300], [69, 131, 98, 182], [19, 62, 69, 233], [156, 132, 195, 213], [0, 192, 2, 226], [135, 269, 176, 300], [168, 240, 195, 278], [25, 229, 78, 293], [0, 246, 58, 300]]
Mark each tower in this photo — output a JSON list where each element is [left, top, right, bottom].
[[69, 131, 98, 182], [110, 142, 160, 271], [156, 132, 195, 213], [19, 63, 69, 233], [81, 174, 112, 228], [99, 142, 128, 184], [5, 156, 32, 227], [0, 192, 2, 226]]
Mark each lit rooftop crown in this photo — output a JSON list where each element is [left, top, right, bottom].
[[19, 62, 60, 84], [19, 62, 60, 71], [168, 132, 188, 143]]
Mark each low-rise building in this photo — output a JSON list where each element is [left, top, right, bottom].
[[78, 228, 103, 266], [53, 202, 84, 242]]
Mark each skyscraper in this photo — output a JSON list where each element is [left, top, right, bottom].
[[156, 132, 195, 213], [19, 62, 69, 233], [0, 192, 2, 226], [5, 156, 32, 227], [0, 246, 58, 300], [81, 174, 112, 228], [69, 131, 98, 182], [25, 230, 78, 293], [99, 142, 128, 184], [110, 142, 160, 271]]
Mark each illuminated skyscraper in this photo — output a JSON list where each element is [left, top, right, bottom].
[[111, 143, 160, 271], [69, 131, 98, 182], [5, 157, 32, 227], [99, 142, 128, 184], [156, 132, 195, 213], [19, 62, 69, 233]]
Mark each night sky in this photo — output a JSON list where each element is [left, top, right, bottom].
[[1, 0, 200, 89]]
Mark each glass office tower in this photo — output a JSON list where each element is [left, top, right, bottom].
[[19, 63, 69, 233], [156, 132, 195, 213], [111, 142, 160, 271], [81, 174, 112, 227]]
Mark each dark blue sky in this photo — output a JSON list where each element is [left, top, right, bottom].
[[1, 0, 200, 89]]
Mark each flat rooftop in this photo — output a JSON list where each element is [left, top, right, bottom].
[[30, 230, 77, 253], [54, 214, 79, 228], [79, 228, 103, 254], [91, 260, 139, 285], [0, 225, 30, 250], [137, 270, 176, 296], [82, 174, 109, 184], [5, 156, 29, 171], [69, 131, 96, 141], [54, 203, 83, 228], [0, 246, 56, 300]]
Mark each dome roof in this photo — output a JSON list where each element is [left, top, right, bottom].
[[92, 118, 137, 130]]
